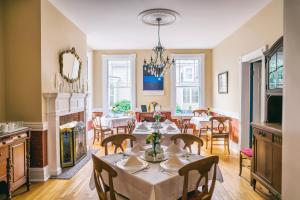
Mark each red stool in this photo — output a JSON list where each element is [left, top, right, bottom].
[[239, 147, 253, 176]]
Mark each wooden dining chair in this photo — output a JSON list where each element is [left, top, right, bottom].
[[178, 156, 219, 200], [92, 154, 128, 200], [206, 116, 232, 154], [177, 119, 189, 134], [171, 134, 204, 155], [93, 117, 114, 144], [192, 109, 209, 135], [101, 134, 136, 155], [127, 119, 136, 147]]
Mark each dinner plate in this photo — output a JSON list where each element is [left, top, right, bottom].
[[160, 158, 188, 172], [116, 157, 149, 172]]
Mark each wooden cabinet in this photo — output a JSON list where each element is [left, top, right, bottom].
[[135, 112, 171, 122], [264, 36, 283, 95], [0, 128, 30, 199], [251, 123, 282, 198]]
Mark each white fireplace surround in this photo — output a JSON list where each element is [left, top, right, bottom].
[[43, 92, 88, 176]]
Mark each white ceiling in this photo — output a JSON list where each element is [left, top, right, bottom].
[[49, 0, 271, 50]]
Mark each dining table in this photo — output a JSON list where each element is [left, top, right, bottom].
[[190, 115, 211, 130], [89, 150, 223, 200], [101, 115, 133, 129], [132, 122, 181, 146]]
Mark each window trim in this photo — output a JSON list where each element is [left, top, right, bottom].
[[102, 54, 136, 114], [170, 54, 205, 115]]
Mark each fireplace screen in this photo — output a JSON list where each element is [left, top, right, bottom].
[[60, 121, 87, 168]]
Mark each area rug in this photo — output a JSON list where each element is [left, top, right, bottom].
[[51, 148, 99, 180]]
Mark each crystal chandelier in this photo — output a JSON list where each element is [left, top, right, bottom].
[[139, 9, 179, 78]]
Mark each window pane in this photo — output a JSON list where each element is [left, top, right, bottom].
[[175, 57, 202, 114], [108, 59, 132, 109]]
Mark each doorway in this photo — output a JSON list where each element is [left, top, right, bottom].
[[249, 61, 262, 147]]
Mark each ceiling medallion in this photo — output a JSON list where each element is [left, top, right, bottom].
[[138, 9, 180, 78]]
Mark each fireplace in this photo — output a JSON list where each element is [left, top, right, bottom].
[[43, 93, 89, 176], [60, 121, 87, 168]]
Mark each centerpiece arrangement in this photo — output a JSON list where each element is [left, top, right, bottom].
[[143, 111, 165, 162]]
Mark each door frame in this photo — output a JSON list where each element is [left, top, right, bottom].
[[240, 46, 267, 148]]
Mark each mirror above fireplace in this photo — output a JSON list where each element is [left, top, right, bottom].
[[59, 47, 82, 83]]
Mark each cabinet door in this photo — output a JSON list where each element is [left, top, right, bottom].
[[273, 143, 282, 192], [11, 141, 26, 187], [254, 133, 273, 183]]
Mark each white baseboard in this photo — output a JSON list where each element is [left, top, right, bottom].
[[30, 166, 50, 182]]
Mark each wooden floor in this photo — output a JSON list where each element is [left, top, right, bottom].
[[11, 138, 267, 200]]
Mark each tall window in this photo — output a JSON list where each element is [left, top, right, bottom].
[[102, 55, 136, 112], [173, 55, 204, 114]]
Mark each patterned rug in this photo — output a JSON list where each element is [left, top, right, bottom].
[[51, 149, 99, 180]]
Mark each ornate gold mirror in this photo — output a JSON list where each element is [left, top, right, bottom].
[[59, 47, 82, 83]]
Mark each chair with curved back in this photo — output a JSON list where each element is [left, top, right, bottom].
[[93, 116, 114, 144], [101, 134, 136, 155], [192, 109, 209, 135], [176, 118, 189, 134], [92, 154, 128, 200], [206, 116, 232, 154], [170, 134, 204, 155], [127, 119, 136, 147], [178, 156, 219, 200]]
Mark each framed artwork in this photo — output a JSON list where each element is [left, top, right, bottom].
[[143, 67, 164, 95], [218, 71, 228, 94]]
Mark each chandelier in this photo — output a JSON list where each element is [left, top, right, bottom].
[[139, 9, 179, 78]]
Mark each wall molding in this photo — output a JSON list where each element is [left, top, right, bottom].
[[29, 166, 50, 182], [24, 122, 48, 131]]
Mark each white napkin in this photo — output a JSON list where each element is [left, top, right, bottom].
[[131, 143, 145, 153], [166, 143, 182, 154], [164, 119, 172, 124], [136, 123, 149, 130], [165, 155, 185, 168], [123, 155, 143, 167], [105, 114, 111, 118], [165, 125, 177, 131]]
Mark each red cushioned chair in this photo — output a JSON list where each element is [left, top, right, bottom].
[[239, 147, 253, 177]]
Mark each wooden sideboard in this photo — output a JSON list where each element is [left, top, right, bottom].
[[251, 122, 282, 198], [0, 128, 30, 199], [135, 112, 171, 122]]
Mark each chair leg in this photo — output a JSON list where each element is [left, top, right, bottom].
[[227, 138, 230, 155], [93, 131, 96, 144], [239, 152, 242, 176], [210, 138, 213, 154], [206, 135, 208, 149]]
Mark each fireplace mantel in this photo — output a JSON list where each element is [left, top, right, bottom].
[[43, 92, 88, 176]]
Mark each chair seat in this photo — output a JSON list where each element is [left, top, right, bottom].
[[102, 127, 112, 132], [241, 147, 253, 157]]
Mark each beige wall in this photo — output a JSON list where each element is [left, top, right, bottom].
[[282, 0, 300, 199], [93, 49, 212, 110], [0, 1, 5, 121], [41, 0, 87, 120], [3, 0, 42, 122], [212, 0, 283, 116]]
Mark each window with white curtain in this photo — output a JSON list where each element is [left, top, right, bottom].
[[172, 55, 204, 114], [102, 55, 136, 112]]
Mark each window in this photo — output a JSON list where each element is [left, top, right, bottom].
[[171, 54, 204, 115], [102, 55, 136, 112]]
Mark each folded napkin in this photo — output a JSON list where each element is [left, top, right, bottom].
[[165, 155, 185, 168], [166, 143, 182, 154], [131, 143, 146, 153], [104, 114, 111, 118], [164, 119, 172, 124], [123, 155, 143, 167], [136, 123, 149, 130], [165, 125, 177, 131]]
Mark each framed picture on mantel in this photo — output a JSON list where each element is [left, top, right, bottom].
[[218, 71, 228, 94]]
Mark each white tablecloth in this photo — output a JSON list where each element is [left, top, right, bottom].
[[101, 116, 133, 128], [89, 153, 223, 200], [190, 116, 211, 130], [133, 122, 181, 146]]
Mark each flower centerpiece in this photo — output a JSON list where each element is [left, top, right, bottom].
[[145, 131, 164, 161], [153, 111, 161, 122]]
